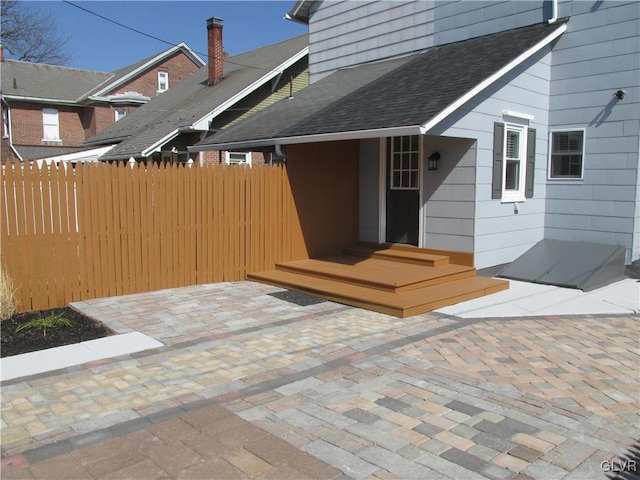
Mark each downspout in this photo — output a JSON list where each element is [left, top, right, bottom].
[[1, 98, 22, 162], [548, 0, 558, 24], [275, 143, 287, 162]]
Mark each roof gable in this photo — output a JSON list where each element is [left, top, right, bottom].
[[81, 43, 205, 101], [193, 19, 567, 149], [1, 43, 204, 104]]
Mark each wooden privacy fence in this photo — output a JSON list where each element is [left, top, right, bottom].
[[1, 162, 301, 312]]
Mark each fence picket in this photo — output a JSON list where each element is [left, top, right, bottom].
[[1, 162, 300, 312]]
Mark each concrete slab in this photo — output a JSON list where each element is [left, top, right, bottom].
[[436, 278, 639, 318], [0, 332, 163, 382]]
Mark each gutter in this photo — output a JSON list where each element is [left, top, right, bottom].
[[2, 95, 78, 106]]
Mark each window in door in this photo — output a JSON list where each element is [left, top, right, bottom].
[[390, 135, 420, 190]]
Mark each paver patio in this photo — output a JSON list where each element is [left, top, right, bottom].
[[1, 281, 638, 479]]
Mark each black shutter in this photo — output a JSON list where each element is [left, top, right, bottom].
[[525, 128, 536, 198], [492, 122, 504, 199]]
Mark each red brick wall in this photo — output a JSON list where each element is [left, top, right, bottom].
[[9, 102, 86, 146], [114, 52, 201, 98]]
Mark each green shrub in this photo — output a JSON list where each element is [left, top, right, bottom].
[[15, 314, 73, 338]]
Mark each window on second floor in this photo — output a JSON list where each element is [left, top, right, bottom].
[[549, 130, 585, 179], [115, 109, 127, 122], [158, 71, 169, 93], [42, 108, 60, 141]]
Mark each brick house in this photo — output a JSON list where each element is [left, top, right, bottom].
[[84, 18, 309, 167], [1, 43, 204, 164]]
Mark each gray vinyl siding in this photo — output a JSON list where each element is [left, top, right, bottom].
[[546, 0, 640, 262], [422, 136, 476, 252], [307, 0, 547, 82], [429, 48, 553, 269]]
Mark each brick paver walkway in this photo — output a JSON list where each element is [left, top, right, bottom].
[[1, 281, 638, 479]]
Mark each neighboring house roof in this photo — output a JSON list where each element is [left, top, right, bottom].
[[13, 145, 89, 160], [191, 20, 567, 151], [1, 43, 204, 105], [1, 61, 112, 104], [86, 34, 309, 161], [79, 42, 205, 102]]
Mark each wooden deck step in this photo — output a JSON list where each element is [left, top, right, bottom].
[[343, 244, 450, 267], [248, 269, 509, 318], [275, 255, 476, 292]]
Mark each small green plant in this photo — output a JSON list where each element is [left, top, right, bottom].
[[0, 267, 18, 321], [15, 314, 73, 338]]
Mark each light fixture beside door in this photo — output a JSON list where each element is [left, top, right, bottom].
[[428, 152, 440, 170]]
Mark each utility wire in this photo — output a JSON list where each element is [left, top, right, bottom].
[[62, 0, 272, 71]]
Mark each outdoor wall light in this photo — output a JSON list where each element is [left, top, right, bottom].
[[428, 152, 440, 171], [614, 90, 626, 100]]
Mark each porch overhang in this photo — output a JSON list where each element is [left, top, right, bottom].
[[189, 125, 425, 152], [190, 20, 567, 153]]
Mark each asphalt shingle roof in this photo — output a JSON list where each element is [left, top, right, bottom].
[[88, 34, 308, 160], [194, 20, 567, 149], [1, 61, 112, 102]]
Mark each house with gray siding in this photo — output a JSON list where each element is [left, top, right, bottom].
[[192, 0, 640, 279]]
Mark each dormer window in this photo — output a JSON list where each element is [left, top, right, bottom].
[[158, 71, 169, 93]]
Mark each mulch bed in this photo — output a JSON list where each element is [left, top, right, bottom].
[[1, 306, 115, 358]]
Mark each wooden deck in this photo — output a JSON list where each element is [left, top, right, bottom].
[[248, 244, 509, 317]]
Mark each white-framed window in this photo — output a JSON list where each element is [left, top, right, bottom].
[[158, 71, 169, 93], [548, 129, 585, 179], [390, 135, 420, 190], [42, 108, 60, 141], [502, 124, 527, 202], [492, 121, 536, 202], [115, 109, 127, 121], [226, 151, 251, 166]]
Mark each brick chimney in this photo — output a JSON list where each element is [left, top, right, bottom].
[[207, 17, 224, 85], [0, 45, 4, 63]]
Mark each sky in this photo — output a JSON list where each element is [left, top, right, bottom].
[[19, 1, 308, 72]]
